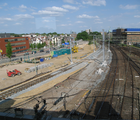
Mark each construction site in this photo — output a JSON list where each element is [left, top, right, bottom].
[[0, 37, 140, 120]]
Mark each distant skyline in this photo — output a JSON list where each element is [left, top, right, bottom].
[[0, 0, 140, 34]]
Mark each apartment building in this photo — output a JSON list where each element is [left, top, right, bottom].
[[0, 37, 29, 55]]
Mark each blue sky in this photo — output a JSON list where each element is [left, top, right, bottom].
[[0, 0, 140, 34]]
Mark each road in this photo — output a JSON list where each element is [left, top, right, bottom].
[[0, 46, 69, 64]]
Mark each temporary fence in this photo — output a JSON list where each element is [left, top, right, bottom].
[[25, 63, 53, 73], [51, 49, 71, 57]]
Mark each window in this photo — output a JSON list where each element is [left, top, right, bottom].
[[5, 38, 25, 42], [12, 46, 26, 51], [5, 42, 26, 47]]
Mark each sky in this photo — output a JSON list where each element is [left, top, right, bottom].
[[0, 0, 140, 34]]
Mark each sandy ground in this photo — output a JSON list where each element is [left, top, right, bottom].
[[0, 44, 95, 89]]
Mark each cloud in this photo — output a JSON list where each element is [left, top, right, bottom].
[[0, 7, 2, 9], [19, 5, 27, 9], [62, 5, 79, 10], [33, 10, 63, 16], [14, 14, 34, 19], [119, 5, 138, 9], [32, 6, 68, 16], [63, 0, 74, 4], [0, 17, 12, 21], [3, 3, 7, 6], [19, 4, 27, 12], [76, 21, 84, 23], [45, 6, 68, 12], [134, 15, 140, 18], [14, 23, 21, 25], [77, 14, 99, 19], [83, 0, 106, 6], [59, 24, 72, 26]]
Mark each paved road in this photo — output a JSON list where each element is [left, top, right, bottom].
[[0, 46, 69, 64]]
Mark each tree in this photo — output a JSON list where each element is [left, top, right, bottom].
[[37, 43, 42, 49], [6, 42, 12, 61], [67, 40, 69, 43], [50, 41, 52, 46], [42, 42, 46, 47], [88, 40, 92, 45], [62, 38, 65, 43], [53, 41, 55, 46], [76, 31, 88, 40]]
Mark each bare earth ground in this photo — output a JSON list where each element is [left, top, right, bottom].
[[0, 44, 95, 89]]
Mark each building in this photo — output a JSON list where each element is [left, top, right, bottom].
[[0, 33, 11, 38], [86, 29, 92, 34], [51, 36, 62, 46], [0, 37, 29, 55], [112, 28, 140, 44], [70, 31, 77, 40]]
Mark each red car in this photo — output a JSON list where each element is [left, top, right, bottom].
[[6, 69, 22, 77]]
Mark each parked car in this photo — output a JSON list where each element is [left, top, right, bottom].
[[11, 54, 16, 57], [40, 49, 44, 52], [24, 52, 29, 56], [32, 51, 37, 54], [46, 50, 50, 53]]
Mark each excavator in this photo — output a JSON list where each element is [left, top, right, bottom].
[[72, 46, 78, 53]]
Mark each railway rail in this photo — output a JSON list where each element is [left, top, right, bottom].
[[0, 45, 112, 119], [0, 61, 83, 100], [76, 45, 140, 119]]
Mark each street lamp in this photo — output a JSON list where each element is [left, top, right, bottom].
[[108, 30, 111, 52], [102, 29, 105, 62], [33, 44, 37, 75], [93, 35, 95, 52], [70, 35, 73, 64]]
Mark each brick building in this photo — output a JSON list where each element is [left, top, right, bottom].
[[0, 37, 30, 55], [112, 28, 140, 44]]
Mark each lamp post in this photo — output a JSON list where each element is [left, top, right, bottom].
[[33, 44, 37, 75], [108, 30, 111, 52], [70, 36, 73, 64], [93, 35, 95, 52], [102, 29, 105, 62]]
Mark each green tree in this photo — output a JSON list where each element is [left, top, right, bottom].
[[37, 43, 42, 49], [62, 38, 65, 43], [42, 42, 46, 47], [53, 41, 55, 46], [67, 40, 69, 43], [50, 41, 52, 46], [30, 43, 36, 49], [6, 42, 12, 61], [76, 31, 88, 40], [88, 40, 92, 45]]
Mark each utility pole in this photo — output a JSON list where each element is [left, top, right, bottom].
[[108, 30, 110, 52], [70, 37, 73, 64], [33, 44, 37, 75], [103, 29, 105, 62], [93, 35, 95, 52]]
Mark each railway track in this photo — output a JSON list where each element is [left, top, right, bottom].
[[0, 45, 110, 119], [118, 47, 140, 75], [0, 61, 83, 100], [116, 46, 140, 119], [77, 45, 140, 119], [89, 46, 118, 119], [121, 46, 140, 57]]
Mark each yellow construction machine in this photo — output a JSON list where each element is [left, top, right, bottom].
[[72, 46, 78, 53]]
